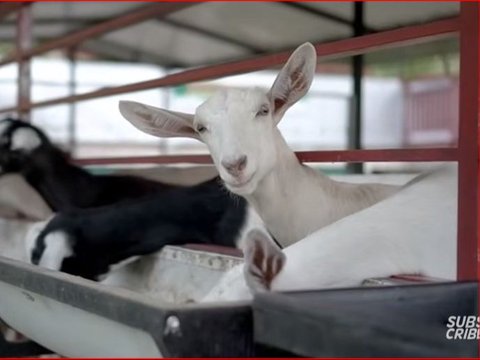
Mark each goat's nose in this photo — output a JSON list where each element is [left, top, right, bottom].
[[221, 155, 247, 176]]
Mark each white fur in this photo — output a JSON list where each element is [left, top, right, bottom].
[[234, 204, 268, 250], [10, 127, 42, 151], [202, 164, 457, 302], [35, 231, 72, 271]]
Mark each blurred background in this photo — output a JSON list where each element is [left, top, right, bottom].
[[0, 1, 459, 173]]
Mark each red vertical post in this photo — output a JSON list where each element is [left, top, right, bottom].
[[16, 4, 32, 121], [457, 2, 479, 281]]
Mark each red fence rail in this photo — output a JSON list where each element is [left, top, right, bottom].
[[75, 148, 459, 166]]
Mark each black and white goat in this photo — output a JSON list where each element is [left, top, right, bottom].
[[26, 177, 264, 281], [0, 118, 175, 211]]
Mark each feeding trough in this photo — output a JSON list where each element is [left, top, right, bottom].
[[0, 246, 253, 357]]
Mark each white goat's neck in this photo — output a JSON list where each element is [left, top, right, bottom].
[[245, 130, 398, 247]]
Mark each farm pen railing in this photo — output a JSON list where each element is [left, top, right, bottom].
[[0, 2, 477, 281]]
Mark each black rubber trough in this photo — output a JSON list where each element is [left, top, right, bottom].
[[254, 282, 478, 357]]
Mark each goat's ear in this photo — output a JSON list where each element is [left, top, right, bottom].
[[268, 42, 316, 122], [243, 229, 285, 293], [119, 100, 199, 140]]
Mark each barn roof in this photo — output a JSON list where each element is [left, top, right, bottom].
[[0, 2, 459, 68]]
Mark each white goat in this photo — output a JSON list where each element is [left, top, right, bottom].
[[201, 164, 457, 302], [119, 43, 398, 247], [119, 42, 457, 297]]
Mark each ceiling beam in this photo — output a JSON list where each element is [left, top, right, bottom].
[[159, 18, 265, 54], [81, 39, 184, 67], [279, 2, 377, 33]]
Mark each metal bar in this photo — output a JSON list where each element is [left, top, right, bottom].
[[74, 148, 458, 166], [67, 47, 77, 154], [457, 2, 479, 281], [15, 4, 32, 121], [0, 2, 25, 21], [279, 2, 376, 33], [348, 2, 365, 174], [0, 17, 459, 114], [0, 2, 196, 67], [160, 18, 264, 54]]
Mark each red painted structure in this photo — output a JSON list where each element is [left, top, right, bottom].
[[403, 78, 459, 147], [0, 2, 477, 281]]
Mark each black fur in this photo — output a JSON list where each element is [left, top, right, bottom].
[[33, 177, 247, 281], [0, 118, 175, 211]]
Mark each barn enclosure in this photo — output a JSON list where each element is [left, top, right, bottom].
[[0, 1, 477, 357]]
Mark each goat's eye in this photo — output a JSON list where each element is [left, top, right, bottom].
[[195, 124, 207, 134], [256, 105, 269, 117]]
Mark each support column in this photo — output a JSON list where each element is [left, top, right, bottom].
[[457, 2, 479, 281], [67, 47, 77, 154], [348, 2, 364, 174], [16, 4, 32, 121]]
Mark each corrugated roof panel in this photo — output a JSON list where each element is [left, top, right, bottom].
[[0, 24, 69, 40], [101, 21, 249, 67], [169, 2, 351, 52], [299, 2, 353, 21], [365, 2, 459, 29], [32, 2, 148, 20]]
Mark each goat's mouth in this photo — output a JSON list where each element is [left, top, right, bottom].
[[224, 172, 256, 192]]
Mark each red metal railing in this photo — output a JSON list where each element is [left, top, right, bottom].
[[1, 3, 477, 281], [75, 148, 458, 166]]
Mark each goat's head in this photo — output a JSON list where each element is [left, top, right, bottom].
[[119, 42, 317, 195], [0, 118, 47, 173]]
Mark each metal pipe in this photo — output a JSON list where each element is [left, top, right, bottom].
[[74, 148, 458, 166], [456, 2, 478, 281], [67, 47, 77, 154], [15, 4, 32, 121], [348, 1, 365, 174]]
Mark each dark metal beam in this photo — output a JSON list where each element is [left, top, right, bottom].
[[81, 39, 185, 67], [279, 2, 376, 33], [348, 2, 365, 174], [159, 18, 264, 54]]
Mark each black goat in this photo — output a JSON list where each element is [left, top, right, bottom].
[[0, 118, 175, 211], [27, 177, 253, 281]]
